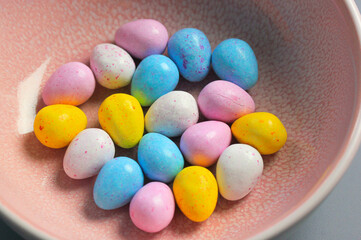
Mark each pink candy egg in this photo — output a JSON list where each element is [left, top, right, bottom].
[[115, 19, 169, 59], [129, 182, 175, 233], [198, 80, 255, 123], [180, 121, 232, 167], [42, 62, 95, 106], [90, 43, 135, 89]]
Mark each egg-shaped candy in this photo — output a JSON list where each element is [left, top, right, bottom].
[[130, 182, 175, 233], [115, 19, 168, 59], [98, 94, 144, 148], [131, 55, 179, 106], [63, 128, 115, 179], [217, 144, 263, 201], [173, 166, 218, 222], [145, 91, 199, 137], [212, 39, 258, 90], [93, 157, 144, 210], [42, 62, 95, 106], [168, 28, 211, 82], [34, 104, 87, 148], [138, 133, 184, 183], [180, 121, 231, 167], [90, 43, 135, 89], [198, 80, 255, 123], [231, 112, 287, 155]]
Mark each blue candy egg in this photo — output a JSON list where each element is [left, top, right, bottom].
[[93, 157, 144, 210], [138, 133, 184, 183], [168, 28, 211, 82], [131, 55, 179, 106], [212, 39, 258, 90]]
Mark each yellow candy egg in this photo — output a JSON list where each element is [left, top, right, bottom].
[[173, 166, 218, 222], [34, 104, 87, 149], [231, 112, 287, 155], [98, 93, 144, 148]]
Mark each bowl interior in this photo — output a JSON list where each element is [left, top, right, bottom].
[[0, 0, 360, 239]]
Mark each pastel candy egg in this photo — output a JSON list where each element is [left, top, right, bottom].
[[131, 55, 179, 106], [168, 28, 211, 82], [115, 19, 168, 59], [42, 62, 95, 106], [231, 112, 287, 155], [138, 133, 184, 183], [93, 157, 144, 210], [145, 91, 199, 137], [90, 43, 135, 89], [63, 128, 115, 179], [180, 121, 231, 167], [216, 144, 263, 201], [33, 104, 87, 149], [130, 182, 175, 233], [212, 39, 258, 90], [173, 166, 218, 222], [98, 94, 144, 148], [198, 80, 255, 123]]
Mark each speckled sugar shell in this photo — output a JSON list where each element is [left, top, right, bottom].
[[63, 128, 115, 179], [216, 144, 263, 201], [145, 91, 199, 137], [90, 43, 135, 89]]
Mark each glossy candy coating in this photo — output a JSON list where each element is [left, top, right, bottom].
[[33, 104, 87, 149]]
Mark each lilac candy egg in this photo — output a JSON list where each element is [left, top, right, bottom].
[[115, 19, 168, 59], [130, 182, 175, 233], [216, 144, 263, 201], [63, 128, 115, 179], [42, 62, 95, 106], [180, 121, 231, 167], [198, 80, 255, 123], [145, 91, 199, 137], [90, 43, 136, 89]]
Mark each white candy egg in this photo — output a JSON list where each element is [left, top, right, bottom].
[[63, 128, 115, 179], [216, 144, 263, 201], [145, 91, 199, 137], [90, 43, 135, 89]]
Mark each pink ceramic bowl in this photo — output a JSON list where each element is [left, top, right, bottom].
[[1, 0, 361, 239]]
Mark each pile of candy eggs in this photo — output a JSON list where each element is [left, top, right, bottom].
[[33, 19, 287, 233]]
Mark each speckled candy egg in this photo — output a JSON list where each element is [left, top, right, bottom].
[[93, 157, 144, 210], [138, 133, 184, 183], [131, 55, 179, 106], [115, 19, 168, 59], [231, 112, 287, 155], [216, 144, 263, 201], [180, 121, 231, 167], [33, 104, 87, 149], [90, 43, 135, 89], [212, 39, 258, 90], [42, 62, 95, 106], [198, 80, 255, 123], [145, 91, 199, 137], [63, 128, 115, 179], [168, 28, 211, 82], [130, 182, 175, 233], [173, 166, 218, 222], [98, 94, 144, 148]]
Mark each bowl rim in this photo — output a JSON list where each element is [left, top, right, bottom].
[[1, 0, 361, 239], [250, 1, 361, 239]]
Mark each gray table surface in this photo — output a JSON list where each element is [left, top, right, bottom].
[[2, 2, 361, 239]]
